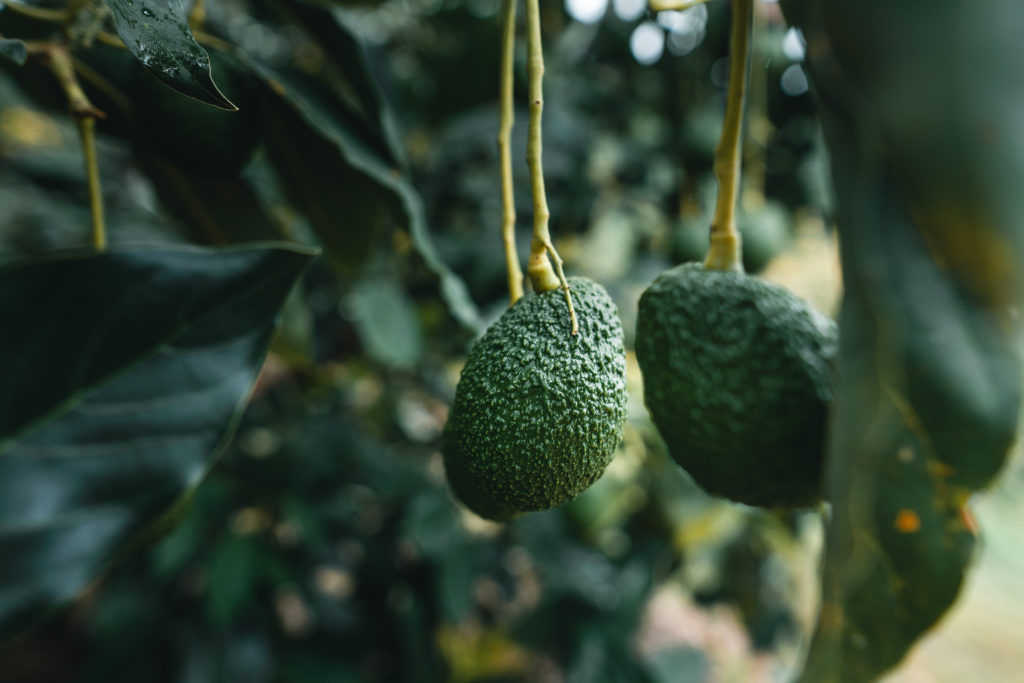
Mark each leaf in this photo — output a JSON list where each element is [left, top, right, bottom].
[[782, 0, 1024, 679], [0, 39, 27, 66], [102, 0, 236, 110], [347, 274, 423, 370], [138, 153, 285, 246], [643, 646, 710, 683], [244, 57, 483, 333], [270, 0, 404, 165], [0, 244, 315, 640]]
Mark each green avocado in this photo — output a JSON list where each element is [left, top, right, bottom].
[[441, 424, 520, 522], [443, 277, 628, 518], [635, 263, 837, 508]]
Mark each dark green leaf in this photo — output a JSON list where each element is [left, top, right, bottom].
[[102, 0, 236, 110], [270, 0, 403, 165], [0, 39, 27, 66], [0, 244, 315, 640], [247, 60, 482, 332], [139, 153, 284, 245]]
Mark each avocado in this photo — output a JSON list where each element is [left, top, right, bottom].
[[442, 425, 520, 522], [443, 277, 628, 517], [635, 263, 837, 508]]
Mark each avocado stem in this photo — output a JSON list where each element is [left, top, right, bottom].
[[704, 0, 753, 273], [498, 0, 525, 306], [525, 0, 578, 335]]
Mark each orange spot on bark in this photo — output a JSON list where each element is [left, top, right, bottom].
[[894, 509, 921, 533]]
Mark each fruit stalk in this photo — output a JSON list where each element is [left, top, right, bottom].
[[704, 0, 753, 272], [498, 0, 524, 305], [524, 0, 578, 334]]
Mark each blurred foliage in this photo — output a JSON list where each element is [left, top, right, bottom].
[[782, 1, 1024, 680], [3, 0, 1018, 680]]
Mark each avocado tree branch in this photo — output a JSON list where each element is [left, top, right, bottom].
[[524, 0, 577, 334], [27, 43, 108, 250], [498, 0, 524, 305], [78, 117, 107, 250], [704, 0, 753, 272]]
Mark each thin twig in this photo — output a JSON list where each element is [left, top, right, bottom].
[[498, 0, 524, 305], [77, 117, 107, 250], [524, 0, 577, 334], [27, 43, 108, 250], [703, 0, 753, 272]]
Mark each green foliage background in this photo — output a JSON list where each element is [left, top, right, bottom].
[[1, 0, 1022, 680]]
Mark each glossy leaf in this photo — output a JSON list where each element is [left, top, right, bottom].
[[0, 244, 315, 640], [102, 0, 235, 110], [782, 0, 1024, 679]]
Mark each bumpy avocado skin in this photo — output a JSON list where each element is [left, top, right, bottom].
[[635, 263, 837, 508], [444, 277, 628, 514], [442, 422, 520, 522]]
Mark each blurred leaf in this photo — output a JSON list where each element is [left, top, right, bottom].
[[401, 490, 461, 562], [347, 274, 423, 370], [785, 0, 1024, 679], [247, 60, 483, 332], [139, 154, 284, 245], [206, 534, 259, 622], [436, 542, 479, 624], [102, 0, 235, 110], [256, 91, 389, 272], [0, 39, 27, 66], [643, 647, 709, 683], [0, 244, 315, 640], [272, 0, 402, 165]]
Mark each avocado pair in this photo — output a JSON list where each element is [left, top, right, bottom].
[[443, 263, 836, 519]]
